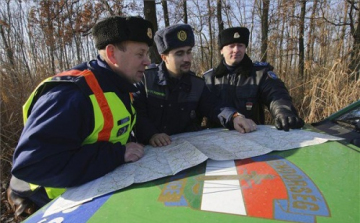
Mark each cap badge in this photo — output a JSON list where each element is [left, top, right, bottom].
[[177, 30, 187, 41], [147, 28, 153, 39], [234, 32, 240, 38]]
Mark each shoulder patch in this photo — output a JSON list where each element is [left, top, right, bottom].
[[254, 61, 269, 66], [267, 71, 278, 79]]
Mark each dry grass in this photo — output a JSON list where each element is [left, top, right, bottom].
[[299, 60, 360, 123], [1, 68, 46, 223]]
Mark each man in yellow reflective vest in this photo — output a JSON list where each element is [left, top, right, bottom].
[[9, 16, 154, 215]]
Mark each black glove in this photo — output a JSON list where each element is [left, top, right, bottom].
[[274, 111, 304, 131]]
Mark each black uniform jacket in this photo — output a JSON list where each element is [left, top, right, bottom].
[[203, 54, 298, 125], [133, 62, 236, 144]]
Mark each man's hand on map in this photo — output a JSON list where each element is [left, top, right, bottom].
[[233, 114, 257, 133], [149, 133, 172, 147], [274, 111, 305, 131], [125, 142, 144, 162]]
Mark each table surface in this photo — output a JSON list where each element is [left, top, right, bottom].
[[24, 140, 360, 223]]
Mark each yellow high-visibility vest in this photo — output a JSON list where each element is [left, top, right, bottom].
[[23, 69, 136, 199]]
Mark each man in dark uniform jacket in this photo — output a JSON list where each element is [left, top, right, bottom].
[[8, 16, 153, 215], [133, 24, 257, 147], [203, 27, 304, 131]]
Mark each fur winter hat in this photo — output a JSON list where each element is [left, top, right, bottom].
[[154, 24, 195, 54], [218, 27, 250, 49], [92, 16, 154, 49]]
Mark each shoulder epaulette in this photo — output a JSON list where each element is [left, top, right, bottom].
[[202, 68, 214, 77], [146, 63, 158, 70]]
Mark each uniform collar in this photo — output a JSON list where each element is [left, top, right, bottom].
[[214, 53, 253, 77], [156, 62, 192, 88]]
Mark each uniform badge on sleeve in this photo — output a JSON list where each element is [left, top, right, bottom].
[[246, 102, 253, 110], [267, 71, 278, 79], [117, 125, 128, 136]]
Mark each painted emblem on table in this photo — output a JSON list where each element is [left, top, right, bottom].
[[158, 154, 330, 223]]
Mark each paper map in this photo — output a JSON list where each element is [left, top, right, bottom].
[[43, 125, 342, 216]]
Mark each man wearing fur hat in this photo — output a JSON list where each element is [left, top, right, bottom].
[[9, 16, 153, 212], [203, 27, 304, 131], [133, 24, 256, 147]]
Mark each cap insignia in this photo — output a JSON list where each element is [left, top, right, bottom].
[[147, 28, 153, 39], [177, 30, 187, 41], [234, 32, 240, 38]]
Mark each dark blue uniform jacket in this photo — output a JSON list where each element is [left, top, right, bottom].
[[12, 56, 136, 188], [204, 54, 299, 125], [133, 62, 237, 144]]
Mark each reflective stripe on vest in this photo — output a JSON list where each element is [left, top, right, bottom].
[[24, 69, 136, 199]]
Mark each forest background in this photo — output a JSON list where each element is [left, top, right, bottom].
[[1, 0, 359, 221]]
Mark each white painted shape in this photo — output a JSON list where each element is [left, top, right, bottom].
[[201, 159, 246, 215]]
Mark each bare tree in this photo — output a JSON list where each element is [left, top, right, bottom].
[[305, 0, 318, 82], [347, 0, 360, 79], [216, 0, 223, 60], [298, 0, 306, 95], [260, 0, 269, 62], [207, 0, 214, 68], [143, 0, 161, 64], [190, 0, 208, 72], [161, 0, 170, 27], [319, 0, 359, 79], [216, 0, 223, 32], [183, 0, 188, 24], [0, 19, 14, 71]]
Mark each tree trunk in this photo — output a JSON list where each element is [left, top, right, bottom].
[[299, 0, 306, 95], [348, 0, 360, 79], [207, 0, 213, 68], [183, 0, 188, 24], [161, 0, 170, 27], [306, 0, 318, 83], [143, 0, 161, 64], [260, 0, 269, 62], [279, 3, 285, 79], [216, 0, 223, 60], [217, 0, 223, 33], [0, 24, 14, 68]]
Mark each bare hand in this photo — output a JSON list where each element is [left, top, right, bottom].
[[149, 133, 171, 147], [233, 115, 257, 133], [124, 142, 144, 162]]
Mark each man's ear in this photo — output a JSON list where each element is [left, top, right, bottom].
[[105, 44, 117, 65], [160, 54, 167, 63]]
